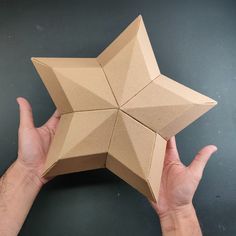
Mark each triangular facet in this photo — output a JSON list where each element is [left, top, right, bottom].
[[43, 113, 74, 174], [98, 38, 137, 106], [54, 67, 117, 111], [32, 57, 117, 112], [147, 134, 167, 201], [108, 111, 156, 179], [106, 154, 155, 201], [159, 103, 216, 139], [62, 109, 118, 158], [31, 58, 73, 114], [60, 109, 118, 158], [97, 15, 160, 106]]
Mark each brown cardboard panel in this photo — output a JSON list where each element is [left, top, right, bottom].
[[107, 130, 167, 202], [32, 58, 117, 112], [121, 77, 192, 132], [61, 109, 118, 159], [156, 75, 217, 104], [43, 109, 118, 176], [32, 58, 73, 114], [97, 16, 141, 66], [52, 61, 117, 111], [97, 15, 160, 106], [122, 74, 217, 139], [106, 154, 155, 201], [44, 153, 107, 178], [147, 134, 167, 202], [32, 57, 99, 68], [159, 103, 216, 139], [43, 113, 74, 174], [108, 111, 156, 179]]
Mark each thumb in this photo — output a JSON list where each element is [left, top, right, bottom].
[[17, 97, 34, 129], [188, 145, 217, 180]]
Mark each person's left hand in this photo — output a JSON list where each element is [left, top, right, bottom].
[[16, 97, 61, 184], [150, 137, 217, 217]]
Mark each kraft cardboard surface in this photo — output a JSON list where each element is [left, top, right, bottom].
[[108, 111, 156, 179], [32, 58, 117, 113], [122, 74, 217, 140], [97, 15, 160, 106], [44, 109, 117, 177], [32, 15, 217, 202], [107, 111, 167, 201]]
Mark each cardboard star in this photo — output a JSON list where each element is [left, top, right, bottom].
[[32, 15, 217, 202]]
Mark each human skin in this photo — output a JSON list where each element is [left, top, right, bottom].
[[150, 138, 217, 235], [0, 97, 60, 235], [0, 97, 217, 236]]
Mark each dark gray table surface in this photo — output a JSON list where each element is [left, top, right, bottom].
[[0, 0, 235, 235]]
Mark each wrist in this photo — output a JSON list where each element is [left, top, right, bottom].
[[159, 204, 202, 235], [0, 160, 43, 235], [14, 159, 44, 189], [159, 203, 195, 220]]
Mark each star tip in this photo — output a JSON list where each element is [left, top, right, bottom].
[[203, 99, 218, 106], [31, 57, 38, 62], [209, 98, 218, 106], [213, 100, 218, 106], [136, 14, 143, 22]]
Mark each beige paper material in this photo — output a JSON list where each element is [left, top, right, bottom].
[[31, 15, 217, 202]]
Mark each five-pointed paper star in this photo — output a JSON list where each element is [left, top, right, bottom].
[[32, 15, 216, 202]]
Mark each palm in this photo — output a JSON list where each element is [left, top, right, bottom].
[[17, 98, 60, 183], [157, 162, 198, 215], [19, 127, 52, 167], [151, 137, 217, 216]]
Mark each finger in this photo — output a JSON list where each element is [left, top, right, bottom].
[[165, 136, 180, 162], [43, 110, 61, 131], [166, 136, 178, 151], [17, 97, 34, 129], [189, 145, 217, 178]]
